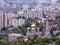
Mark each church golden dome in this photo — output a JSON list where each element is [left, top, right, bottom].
[[31, 28, 35, 30], [31, 23, 36, 28]]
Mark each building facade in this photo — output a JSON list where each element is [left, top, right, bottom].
[[0, 13, 8, 31]]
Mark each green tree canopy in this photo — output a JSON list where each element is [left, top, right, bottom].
[[25, 40, 33, 45], [5, 41, 12, 45], [1, 27, 7, 31]]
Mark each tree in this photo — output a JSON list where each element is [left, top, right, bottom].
[[0, 34, 2, 39], [22, 16, 26, 19], [50, 30, 54, 37], [43, 13, 46, 18], [50, 27, 57, 37], [18, 26, 27, 35], [14, 39, 24, 45], [39, 42, 46, 45], [51, 27, 57, 31], [55, 39, 60, 45], [9, 25, 14, 28], [41, 31, 45, 36], [32, 34, 38, 39], [0, 42, 5, 45], [25, 40, 33, 45], [13, 28, 22, 34], [48, 38, 54, 43], [34, 38, 47, 45], [55, 16, 60, 19], [56, 32, 60, 36], [1, 27, 7, 31], [16, 16, 22, 19], [36, 22, 44, 31], [5, 41, 12, 45], [25, 20, 31, 28], [15, 42, 22, 45]]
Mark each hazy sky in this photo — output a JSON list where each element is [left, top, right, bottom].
[[0, 0, 57, 2], [51, 0, 57, 2], [0, 0, 59, 4], [38, 0, 57, 3]]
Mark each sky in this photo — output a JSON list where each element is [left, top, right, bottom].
[[0, 0, 59, 5], [37, 0, 57, 3], [0, 0, 58, 3], [51, 0, 57, 3]]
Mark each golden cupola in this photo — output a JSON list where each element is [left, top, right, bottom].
[[31, 23, 36, 28]]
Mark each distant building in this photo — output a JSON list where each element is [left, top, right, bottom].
[[18, 9, 43, 19], [8, 12, 25, 27], [0, 13, 8, 31], [0, 14, 2, 31], [22, 3, 31, 11], [11, 18, 25, 27]]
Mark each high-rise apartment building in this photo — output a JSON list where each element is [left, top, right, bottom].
[[0, 13, 8, 31], [2, 13, 8, 27]]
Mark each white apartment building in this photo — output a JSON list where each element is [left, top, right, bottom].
[[8, 18, 25, 27], [18, 9, 43, 19], [17, 19, 25, 26], [8, 12, 25, 27], [8, 12, 17, 27], [0, 12, 8, 31], [0, 14, 2, 31]]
